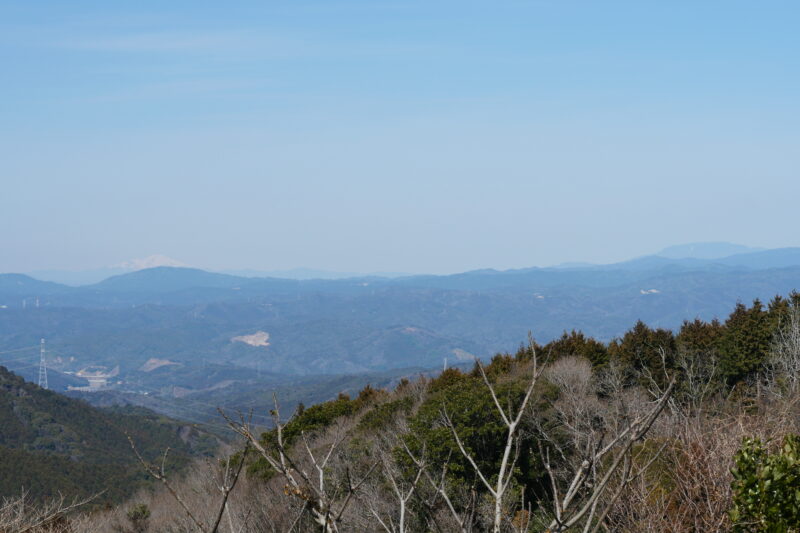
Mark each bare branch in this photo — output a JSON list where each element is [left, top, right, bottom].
[[127, 435, 205, 531], [209, 441, 250, 533]]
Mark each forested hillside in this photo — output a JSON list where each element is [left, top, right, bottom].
[[0, 367, 216, 504]]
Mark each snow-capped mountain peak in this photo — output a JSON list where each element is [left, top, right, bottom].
[[115, 255, 187, 271]]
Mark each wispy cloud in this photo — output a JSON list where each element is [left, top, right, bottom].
[[61, 30, 269, 53], [82, 78, 268, 104], [59, 28, 443, 60]]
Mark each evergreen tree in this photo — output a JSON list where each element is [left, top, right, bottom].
[[768, 295, 790, 330], [676, 318, 724, 357], [718, 300, 773, 385], [544, 330, 608, 367], [608, 320, 675, 387]]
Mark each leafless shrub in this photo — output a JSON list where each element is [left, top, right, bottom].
[[606, 392, 800, 533], [765, 305, 800, 397], [605, 416, 735, 532], [221, 397, 377, 533], [434, 341, 676, 533], [0, 491, 96, 533], [443, 353, 545, 533], [543, 379, 674, 532], [544, 356, 604, 460]]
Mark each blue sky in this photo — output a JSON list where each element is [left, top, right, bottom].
[[1, 1, 798, 274]]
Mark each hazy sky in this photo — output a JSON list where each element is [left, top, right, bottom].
[[2, 1, 798, 274]]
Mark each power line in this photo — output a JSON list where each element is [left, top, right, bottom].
[[0, 345, 39, 355], [0, 352, 45, 366], [125, 380, 276, 426], [1, 360, 42, 371]]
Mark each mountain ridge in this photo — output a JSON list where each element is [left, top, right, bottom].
[[655, 241, 763, 259], [8, 245, 800, 293]]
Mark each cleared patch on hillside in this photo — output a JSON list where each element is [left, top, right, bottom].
[[451, 348, 476, 361], [139, 358, 181, 372], [231, 331, 270, 347]]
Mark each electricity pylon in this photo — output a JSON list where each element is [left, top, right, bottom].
[[38, 338, 48, 389]]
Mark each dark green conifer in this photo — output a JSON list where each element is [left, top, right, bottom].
[[718, 300, 773, 384], [676, 318, 724, 356], [608, 320, 676, 387], [544, 330, 608, 367]]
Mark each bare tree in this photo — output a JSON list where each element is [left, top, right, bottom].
[[128, 436, 206, 531], [220, 396, 377, 533], [442, 349, 544, 533], [543, 377, 675, 532], [675, 348, 719, 415], [436, 342, 675, 533], [0, 491, 97, 533], [209, 442, 250, 533], [402, 443, 477, 533], [766, 304, 800, 396], [363, 444, 425, 533], [544, 356, 604, 459]]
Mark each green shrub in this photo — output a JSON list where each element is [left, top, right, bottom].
[[730, 435, 800, 532], [357, 397, 413, 431], [126, 503, 151, 532]]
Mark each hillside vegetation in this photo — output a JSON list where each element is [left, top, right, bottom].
[[44, 292, 800, 532], [0, 367, 216, 504]]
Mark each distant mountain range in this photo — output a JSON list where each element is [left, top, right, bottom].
[[2, 242, 800, 426], [25, 242, 778, 286], [26, 255, 412, 286], [654, 242, 763, 259]]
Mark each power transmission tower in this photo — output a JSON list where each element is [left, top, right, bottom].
[[38, 338, 48, 389]]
